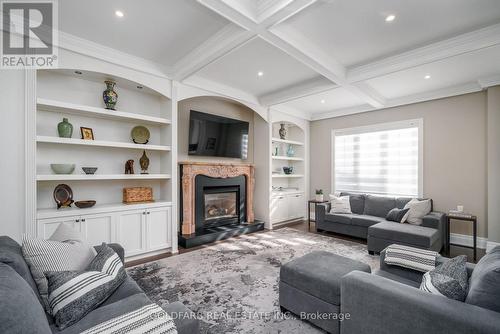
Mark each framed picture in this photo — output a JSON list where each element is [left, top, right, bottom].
[[80, 127, 94, 140]]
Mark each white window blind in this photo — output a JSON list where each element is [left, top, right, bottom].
[[333, 122, 421, 197]]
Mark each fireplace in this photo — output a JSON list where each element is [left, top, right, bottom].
[[178, 162, 263, 248], [194, 174, 246, 230]]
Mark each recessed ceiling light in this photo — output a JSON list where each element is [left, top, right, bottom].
[[257, 71, 264, 77], [424, 74, 431, 79], [115, 10, 124, 17], [385, 14, 396, 22], [321, 99, 326, 104]]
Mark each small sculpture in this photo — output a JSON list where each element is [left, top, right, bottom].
[[125, 160, 134, 174], [139, 150, 150, 174], [279, 123, 287, 139]]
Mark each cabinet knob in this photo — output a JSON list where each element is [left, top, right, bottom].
[[81, 218, 86, 222], [142, 211, 146, 215], [147, 211, 150, 215], [75, 219, 80, 222]]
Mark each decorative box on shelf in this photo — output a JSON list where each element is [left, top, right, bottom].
[[123, 187, 154, 204]]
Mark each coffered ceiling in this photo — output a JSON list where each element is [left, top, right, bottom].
[[58, 0, 500, 120]]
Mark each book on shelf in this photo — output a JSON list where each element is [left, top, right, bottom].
[[448, 210, 474, 218]]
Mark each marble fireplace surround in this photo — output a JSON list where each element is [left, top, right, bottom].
[[180, 161, 255, 235]]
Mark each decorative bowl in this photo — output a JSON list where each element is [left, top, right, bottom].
[[82, 167, 98, 175], [51, 164, 75, 174], [283, 166, 294, 175], [75, 200, 96, 209]]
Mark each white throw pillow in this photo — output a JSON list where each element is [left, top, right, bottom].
[[21, 224, 96, 311], [329, 194, 352, 214], [402, 198, 432, 225]]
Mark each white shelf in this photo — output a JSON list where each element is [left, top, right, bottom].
[[37, 174, 171, 181], [37, 201, 172, 219], [37, 136, 171, 151], [272, 137, 304, 146], [37, 98, 171, 125], [272, 156, 304, 161], [272, 174, 304, 178]]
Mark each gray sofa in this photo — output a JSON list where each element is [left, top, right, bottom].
[[315, 193, 446, 253], [0, 236, 199, 334], [341, 247, 500, 334]]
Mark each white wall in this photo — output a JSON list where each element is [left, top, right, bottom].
[[487, 86, 500, 245], [0, 71, 26, 242]]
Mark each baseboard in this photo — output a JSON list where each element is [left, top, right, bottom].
[[450, 233, 487, 249]]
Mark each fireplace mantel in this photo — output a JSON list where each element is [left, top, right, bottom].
[[179, 161, 255, 235]]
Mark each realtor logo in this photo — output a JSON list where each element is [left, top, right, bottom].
[[1, 0, 58, 68]]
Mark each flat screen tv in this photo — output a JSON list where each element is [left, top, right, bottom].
[[188, 110, 249, 159]]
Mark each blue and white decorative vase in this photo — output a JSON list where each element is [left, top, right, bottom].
[[103, 80, 118, 110], [286, 144, 295, 157]]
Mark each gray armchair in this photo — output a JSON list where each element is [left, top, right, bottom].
[[340, 250, 500, 334]]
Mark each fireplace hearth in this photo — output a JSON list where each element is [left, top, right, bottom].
[[179, 162, 264, 248]]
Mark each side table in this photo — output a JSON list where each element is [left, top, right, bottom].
[[446, 214, 477, 261], [308, 199, 329, 231]]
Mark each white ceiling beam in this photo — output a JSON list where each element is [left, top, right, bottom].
[[262, 28, 385, 107], [173, 24, 255, 81], [270, 104, 313, 120], [311, 81, 484, 121], [259, 77, 336, 106], [259, 0, 318, 28], [197, 0, 258, 30], [478, 74, 500, 89], [347, 23, 500, 83]]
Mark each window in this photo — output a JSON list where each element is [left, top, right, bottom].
[[332, 120, 422, 197]]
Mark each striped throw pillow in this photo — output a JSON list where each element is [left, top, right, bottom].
[[384, 244, 438, 272], [22, 235, 96, 311], [45, 244, 126, 329]]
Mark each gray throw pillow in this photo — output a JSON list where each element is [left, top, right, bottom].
[[386, 208, 410, 223], [465, 246, 500, 312], [420, 255, 468, 301], [45, 243, 126, 330], [22, 232, 96, 311]]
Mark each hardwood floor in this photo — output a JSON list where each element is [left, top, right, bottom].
[[126, 219, 485, 267]]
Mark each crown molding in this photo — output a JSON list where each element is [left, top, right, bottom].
[[57, 31, 172, 79], [347, 23, 500, 83], [259, 0, 317, 27], [259, 76, 337, 106], [270, 104, 312, 120], [478, 74, 500, 89], [172, 24, 255, 81], [311, 81, 483, 121]]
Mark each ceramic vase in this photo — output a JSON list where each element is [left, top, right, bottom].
[[57, 118, 73, 138], [103, 80, 118, 110], [315, 194, 324, 202], [279, 123, 287, 139], [286, 144, 295, 157]]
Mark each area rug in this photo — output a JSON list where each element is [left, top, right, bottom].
[[127, 228, 379, 334]]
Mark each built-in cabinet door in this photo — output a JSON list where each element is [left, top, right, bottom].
[[289, 193, 304, 219], [271, 195, 288, 222], [38, 217, 82, 239], [146, 206, 171, 251], [81, 213, 114, 246], [116, 209, 146, 257]]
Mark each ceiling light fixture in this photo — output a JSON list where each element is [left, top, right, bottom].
[[385, 14, 396, 22], [424, 74, 431, 79], [321, 99, 326, 104], [257, 71, 264, 77], [115, 10, 124, 18]]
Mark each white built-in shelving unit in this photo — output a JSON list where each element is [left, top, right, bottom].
[[33, 69, 177, 259], [269, 122, 306, 228]]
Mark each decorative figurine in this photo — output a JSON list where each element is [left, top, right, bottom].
[[139, 150, 150, 174], [279, 123, 287, 139], [57, 118, 73, 138], [103, 80, 118, 110], [124, 159, 135, 174]]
